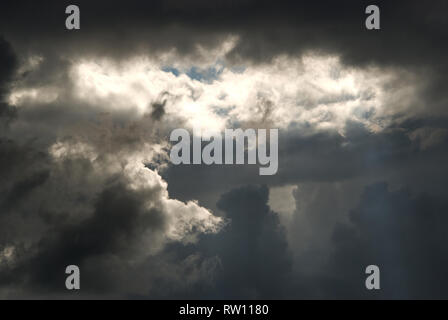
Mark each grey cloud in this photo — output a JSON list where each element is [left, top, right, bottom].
[[1, 170, 50, 211], [316, 182, 448, 299], [0, 36, 17, 97], [0, 171, 221, 298], [0, 37, 18, 127], [1, 0, 448, 299], [197, 185, 293, 299], [1, 1, 447, 69], [17, 183, 166, 294]]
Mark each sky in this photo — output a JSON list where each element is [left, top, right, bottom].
[[1, 0, 448, 299]]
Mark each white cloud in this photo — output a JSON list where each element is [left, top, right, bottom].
[[59, 53, 419, 137], [47, 139, 224, 255]]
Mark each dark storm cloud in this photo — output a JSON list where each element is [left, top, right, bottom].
[[174, 185, 293, 299], [210, 185, 292, 299], [1, 1, 446, 66], [312, 182, 448, 299], [1, 0, 448, 299], [1, 170, 50, 211], [130, 185, 293, 299], [0, 37, 17, 96], [0, 175, 221, 298], [162, 121, 448, 299], [13, 183, 165, 294], [165, 118, 448, 204], [0, 37, 17, 121], [1, 1, 447, 127], [0, 139, 47, 181], [0, 37, 52, 216]]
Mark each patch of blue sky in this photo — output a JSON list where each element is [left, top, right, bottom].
[[161, 61, 246, 83], [161, 66, 180, 77], [161, 64, 223, 83], [185, 66, 220, 82]]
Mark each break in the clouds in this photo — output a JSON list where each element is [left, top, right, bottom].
[[1, 0, 448, 299]]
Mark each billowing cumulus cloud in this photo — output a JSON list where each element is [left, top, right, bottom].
[[12, 54, 417, 132], [0, 39, 224, 298], [1, 0, 448, 299]]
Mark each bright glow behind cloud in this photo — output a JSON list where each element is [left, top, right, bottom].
[[65, 54, 418, 136]]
